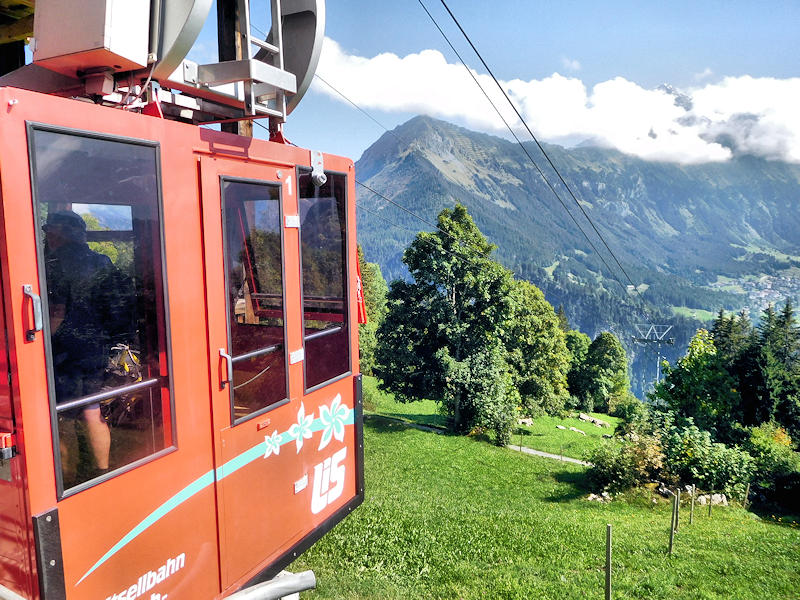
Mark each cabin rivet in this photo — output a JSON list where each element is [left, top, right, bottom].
[[49, 560, 56, 566], [277, 170, 283, 179], [46, 516, 52, 522]]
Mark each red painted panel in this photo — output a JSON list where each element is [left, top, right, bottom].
[[0, 263, 35, 599], [199, 154, 361, 592], [0, 87, 362, 599]]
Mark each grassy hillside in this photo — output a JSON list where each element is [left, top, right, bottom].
[[363, 375, 618, 460], [514, 412, 622, 460], [294, 417, 800, 599], [362, 375, 446, 428]]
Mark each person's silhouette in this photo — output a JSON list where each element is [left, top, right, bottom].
[[44, 210, 112, 480]]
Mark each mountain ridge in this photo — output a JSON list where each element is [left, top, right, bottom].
[[354, 115, 800, 394]]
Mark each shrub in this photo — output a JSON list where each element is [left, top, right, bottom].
[[702, 443, 754, 498], [661, 421, 714, 483], [744, 422, 800, 495], [439, 344, 518, 446], [611, 394, 650, 436], [588, 433, 663, 492], [588, 443, 638, 492], [661, 420, 754, 496]]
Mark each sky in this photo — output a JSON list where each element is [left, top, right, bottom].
[[194, 0, 800, 164]]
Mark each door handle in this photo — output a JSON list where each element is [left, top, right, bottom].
[[219, 348, 233, 389], [23, 284, 42, 341]]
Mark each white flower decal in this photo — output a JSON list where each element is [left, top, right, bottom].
[[288, 403, 314, 453], [263, 430, 282, 458], [318, 394, 351, 450]]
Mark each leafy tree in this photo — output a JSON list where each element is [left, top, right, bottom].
[[651, 329, 739, 439], [83, 213, 134, 272], [375, 204, 516, 441], [564, 329, 591, 402], [576, 332, 630, 413], [357, 245, 388, 376], [503, 280, 570, 416]]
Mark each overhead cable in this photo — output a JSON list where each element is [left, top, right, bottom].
[[314, 74, 402, 140], [416, 0, 632, 303], [433, 0, 649, 315]]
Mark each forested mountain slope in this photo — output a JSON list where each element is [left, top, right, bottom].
[[355, 115, 800, 395]]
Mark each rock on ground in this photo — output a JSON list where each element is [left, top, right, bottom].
[[697, 493, 728, 506], [579, 413, 610, 428]]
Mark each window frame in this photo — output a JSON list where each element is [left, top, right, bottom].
[[296, 167, 353, 394], [219, 175, 290, 426], [27, 122, 177, 499]]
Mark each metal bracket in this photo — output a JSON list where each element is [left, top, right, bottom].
[[289, 348, 304, 365], [310, 150, 326, 187], [33, 509, 66, 599], [183, 60, 198, 85]]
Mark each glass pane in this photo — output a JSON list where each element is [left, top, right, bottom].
[[222, 180, 287, 420], [298, 171, 350, 389], [31, 129, 172, 490]]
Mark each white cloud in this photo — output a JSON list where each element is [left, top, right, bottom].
[[561, 56, 582, 71], [693, 67, 714, 81], [315, 38, 800, 164]]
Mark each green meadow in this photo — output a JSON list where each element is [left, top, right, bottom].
[[295, 414, 800, 599]]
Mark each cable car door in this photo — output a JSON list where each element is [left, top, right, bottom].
[[200, 156, 304, 589], [10, 114, 221, 600]]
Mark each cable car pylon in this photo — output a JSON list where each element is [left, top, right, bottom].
[[632, 323, 675, 388]]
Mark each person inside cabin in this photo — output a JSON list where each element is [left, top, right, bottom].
[[44, 210, 117, 481]]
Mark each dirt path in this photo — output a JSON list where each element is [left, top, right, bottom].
[[367, 413, 591, 466], [507, 444, 591, 466]]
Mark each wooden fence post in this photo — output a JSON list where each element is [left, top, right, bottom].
[[669, 494, 676, 556], [605, 524, 612, 600], [690, 484, 695, 525]]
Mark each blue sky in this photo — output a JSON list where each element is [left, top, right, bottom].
[[193, 0, 800, 163]]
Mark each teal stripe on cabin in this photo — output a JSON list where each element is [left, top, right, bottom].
[[77, 408, 355, 585]]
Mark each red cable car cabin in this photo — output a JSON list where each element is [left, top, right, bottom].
[[0, 86, 363, 599]]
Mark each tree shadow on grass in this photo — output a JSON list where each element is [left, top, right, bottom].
[[386, 413, 448, 428], [364, 414, 417, 435], [749, 503, 800, 528], [364, 414, 451, 436], [512, 427, 536, 437], [543, 469, 593, 503]]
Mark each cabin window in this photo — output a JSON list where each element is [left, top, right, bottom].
[[298, 170, 351, 390], [221, 179, 287, 421], [29, 127, 173, 493]]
